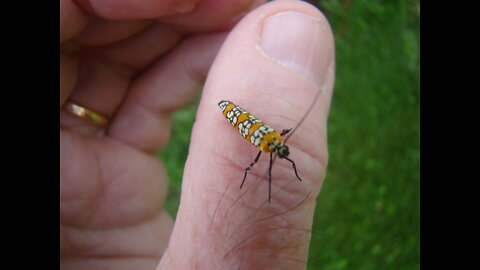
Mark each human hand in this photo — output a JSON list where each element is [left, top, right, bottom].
[[60, 0, 335, 269]]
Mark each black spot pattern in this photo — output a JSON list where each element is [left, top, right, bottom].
[[250, 124, 274, 146], [218, 101, 230, 111], [225, 106, 247, 126], [219, 101, 278, 149], [238, 115, 262, 138]]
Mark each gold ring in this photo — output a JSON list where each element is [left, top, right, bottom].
[[62, 100, 109, 127]]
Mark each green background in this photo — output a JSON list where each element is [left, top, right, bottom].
[[158, 0, 420, 269]]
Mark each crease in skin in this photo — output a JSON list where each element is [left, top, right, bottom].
[[208, 174, 261, 238], [222, 225, 312, 264], [219, 154, 280, 220], [222, 172, 264, 218], [234, 249, 246, 270], [224, 192, 271, 239], [251, 191, 311, 224], [210, 144, 313, 238], [215, 163, 271, 236], [224, 178, 302, 239], [282, 82, 325, 145], [210, 181, 232, 233], [206, 150, 266, 223], [223, 229, 264, 260], [226, 189, 311, 240]]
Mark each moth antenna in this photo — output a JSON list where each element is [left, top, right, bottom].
[[283, 87, 324, 144]]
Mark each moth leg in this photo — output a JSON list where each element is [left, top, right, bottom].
[[240, 150, 262, 189], [283, 156, 302, 182], [268, 152, 273, 203], [280, 128, 292, 136]]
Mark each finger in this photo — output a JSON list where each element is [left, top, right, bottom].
[[60, 22, 182, 137], [91, 22, 181, 70], [60, 0, 90, 43], [61, 210, 173, 269], [60, 52, 79, 106], [60, 54, 131, 137], [75, 0, 200, 20], [159, 0, 334, 269], [60, 130, 169, 229], [159, 0, 266, 32], [60, 0, 89, 106], [107, 32, 228, 153], [73, 17, 153, 46]]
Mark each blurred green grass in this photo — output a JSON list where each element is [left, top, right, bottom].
[[158, 0, 419, 269]]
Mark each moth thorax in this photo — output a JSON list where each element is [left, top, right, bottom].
[[275, 145, 290, 158]]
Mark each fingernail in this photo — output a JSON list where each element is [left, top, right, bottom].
[[259, 11, 333, 88]]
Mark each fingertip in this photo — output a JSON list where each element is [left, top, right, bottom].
[[198, 0, 335, 134], [258, 8, 334, 89]]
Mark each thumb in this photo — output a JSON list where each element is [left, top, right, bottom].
[[159, 0, 335, 269]]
